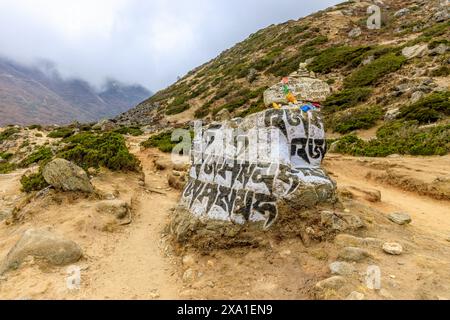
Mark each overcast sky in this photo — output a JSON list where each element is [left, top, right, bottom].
[[0, 0, 341, 91]]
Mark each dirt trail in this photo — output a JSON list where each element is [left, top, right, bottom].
[[78, 140, 181, 299], [324, 154, 450, 238]]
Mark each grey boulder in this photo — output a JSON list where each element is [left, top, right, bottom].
[[43, 158, 94, 193], [0, 228, 82, 274]]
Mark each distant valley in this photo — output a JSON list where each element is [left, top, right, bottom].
[[0, 57, 152, 126]]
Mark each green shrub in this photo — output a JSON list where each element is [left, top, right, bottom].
[[141, 130, 193, 153], [344, 53, 406, 88], [431, 65, 450, 77], [308, 46, 371, 73], [266, 36, 328, 76], [48, 127, 74, 138], [20, 171, 49, 193], [0, 152, 13, 160], [238, 100, 267, 118], [59, 132, 140, 171], [0, 127, 19, 143], [333, 121, 450, 157], [114, 126, 144, 136], [0, 162, 16, 174], [323, 87, 372, 113], [398, 91, 450, 124], [165, 103, 190, 115], [20, 147, 53, 168], [35, 133, 43, 138], [328, 105, 383, 134], [20, 140, 30, 149], [27, 124, 42, 130]]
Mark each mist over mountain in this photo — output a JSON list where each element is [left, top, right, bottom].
[[0, 57, 151, 126]]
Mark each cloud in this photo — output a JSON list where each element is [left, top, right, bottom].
[[0, 0, 340, 91]]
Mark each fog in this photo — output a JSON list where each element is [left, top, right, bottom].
[[0, 0, 341, 91]]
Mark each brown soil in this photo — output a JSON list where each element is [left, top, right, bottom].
[[0, 137, 449, 300]]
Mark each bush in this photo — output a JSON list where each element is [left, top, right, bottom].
[[328, 105, 383, 134], [27, 124, 42, 130], [323, 87, 372, 113], [20, 171, 49, 193], [333, 121, 450, 157], [0, 127, 19, 143], [141, 130, 192, 153], [431, 65, 450, 77], [59, 132, 140, 171], [114, 126, 144, 136], [266, 36, 328, 76], [398, 91, 450, 124], [48, 127, 74, 138], [0, 162, 16, 174], [165, 103, 190, 115], [20, 147, 53, 168], [0, 152, 13, 160], [238, 100, 267, 118], [308, 46, 371, 73], [344, 53, 406, 88]]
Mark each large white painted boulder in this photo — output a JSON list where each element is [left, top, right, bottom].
[[171, 107, 336, 248]]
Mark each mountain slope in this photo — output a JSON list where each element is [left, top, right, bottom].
[[0, 58, 152, 126], [117, 0, 449, 141]]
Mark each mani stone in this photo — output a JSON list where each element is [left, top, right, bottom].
[[263, 63, 331, 106], [388, 212, 412, 225], [43, 158, 94, 193], [0, 228, 82, 274]]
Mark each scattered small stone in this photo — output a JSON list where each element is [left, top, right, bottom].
[[182, 268, 195, 283], [363, 189, 382, 203], [382, 242, 403, 255], [321, 211, 347, 231], [335, 234, 365, 247], [379, 289, 394, 299], [346, 291, 365, 300], [402, 44, 428, 60], [96, 200, 129, 219], [338, 247, 370, 262], [315, 276, 346, 291], [329, 261, 355, 276], [434, 10, 448, 22], [280, 249, 292, 258], [149, 289, 160, 299], [182, 254, 196, 267], [411, 91, 424, 104], [394, 8, 410, 18], [388, 213, 412, 225], [342, 214, 365, 229], [362, 55, 375, 66], [348, 27, 362, 38]]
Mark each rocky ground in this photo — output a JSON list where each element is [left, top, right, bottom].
[[0, 132, 449, 300]]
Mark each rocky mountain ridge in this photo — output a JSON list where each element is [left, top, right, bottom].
[[0, 57, 151, 126], [116, 0, 449, 149]]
